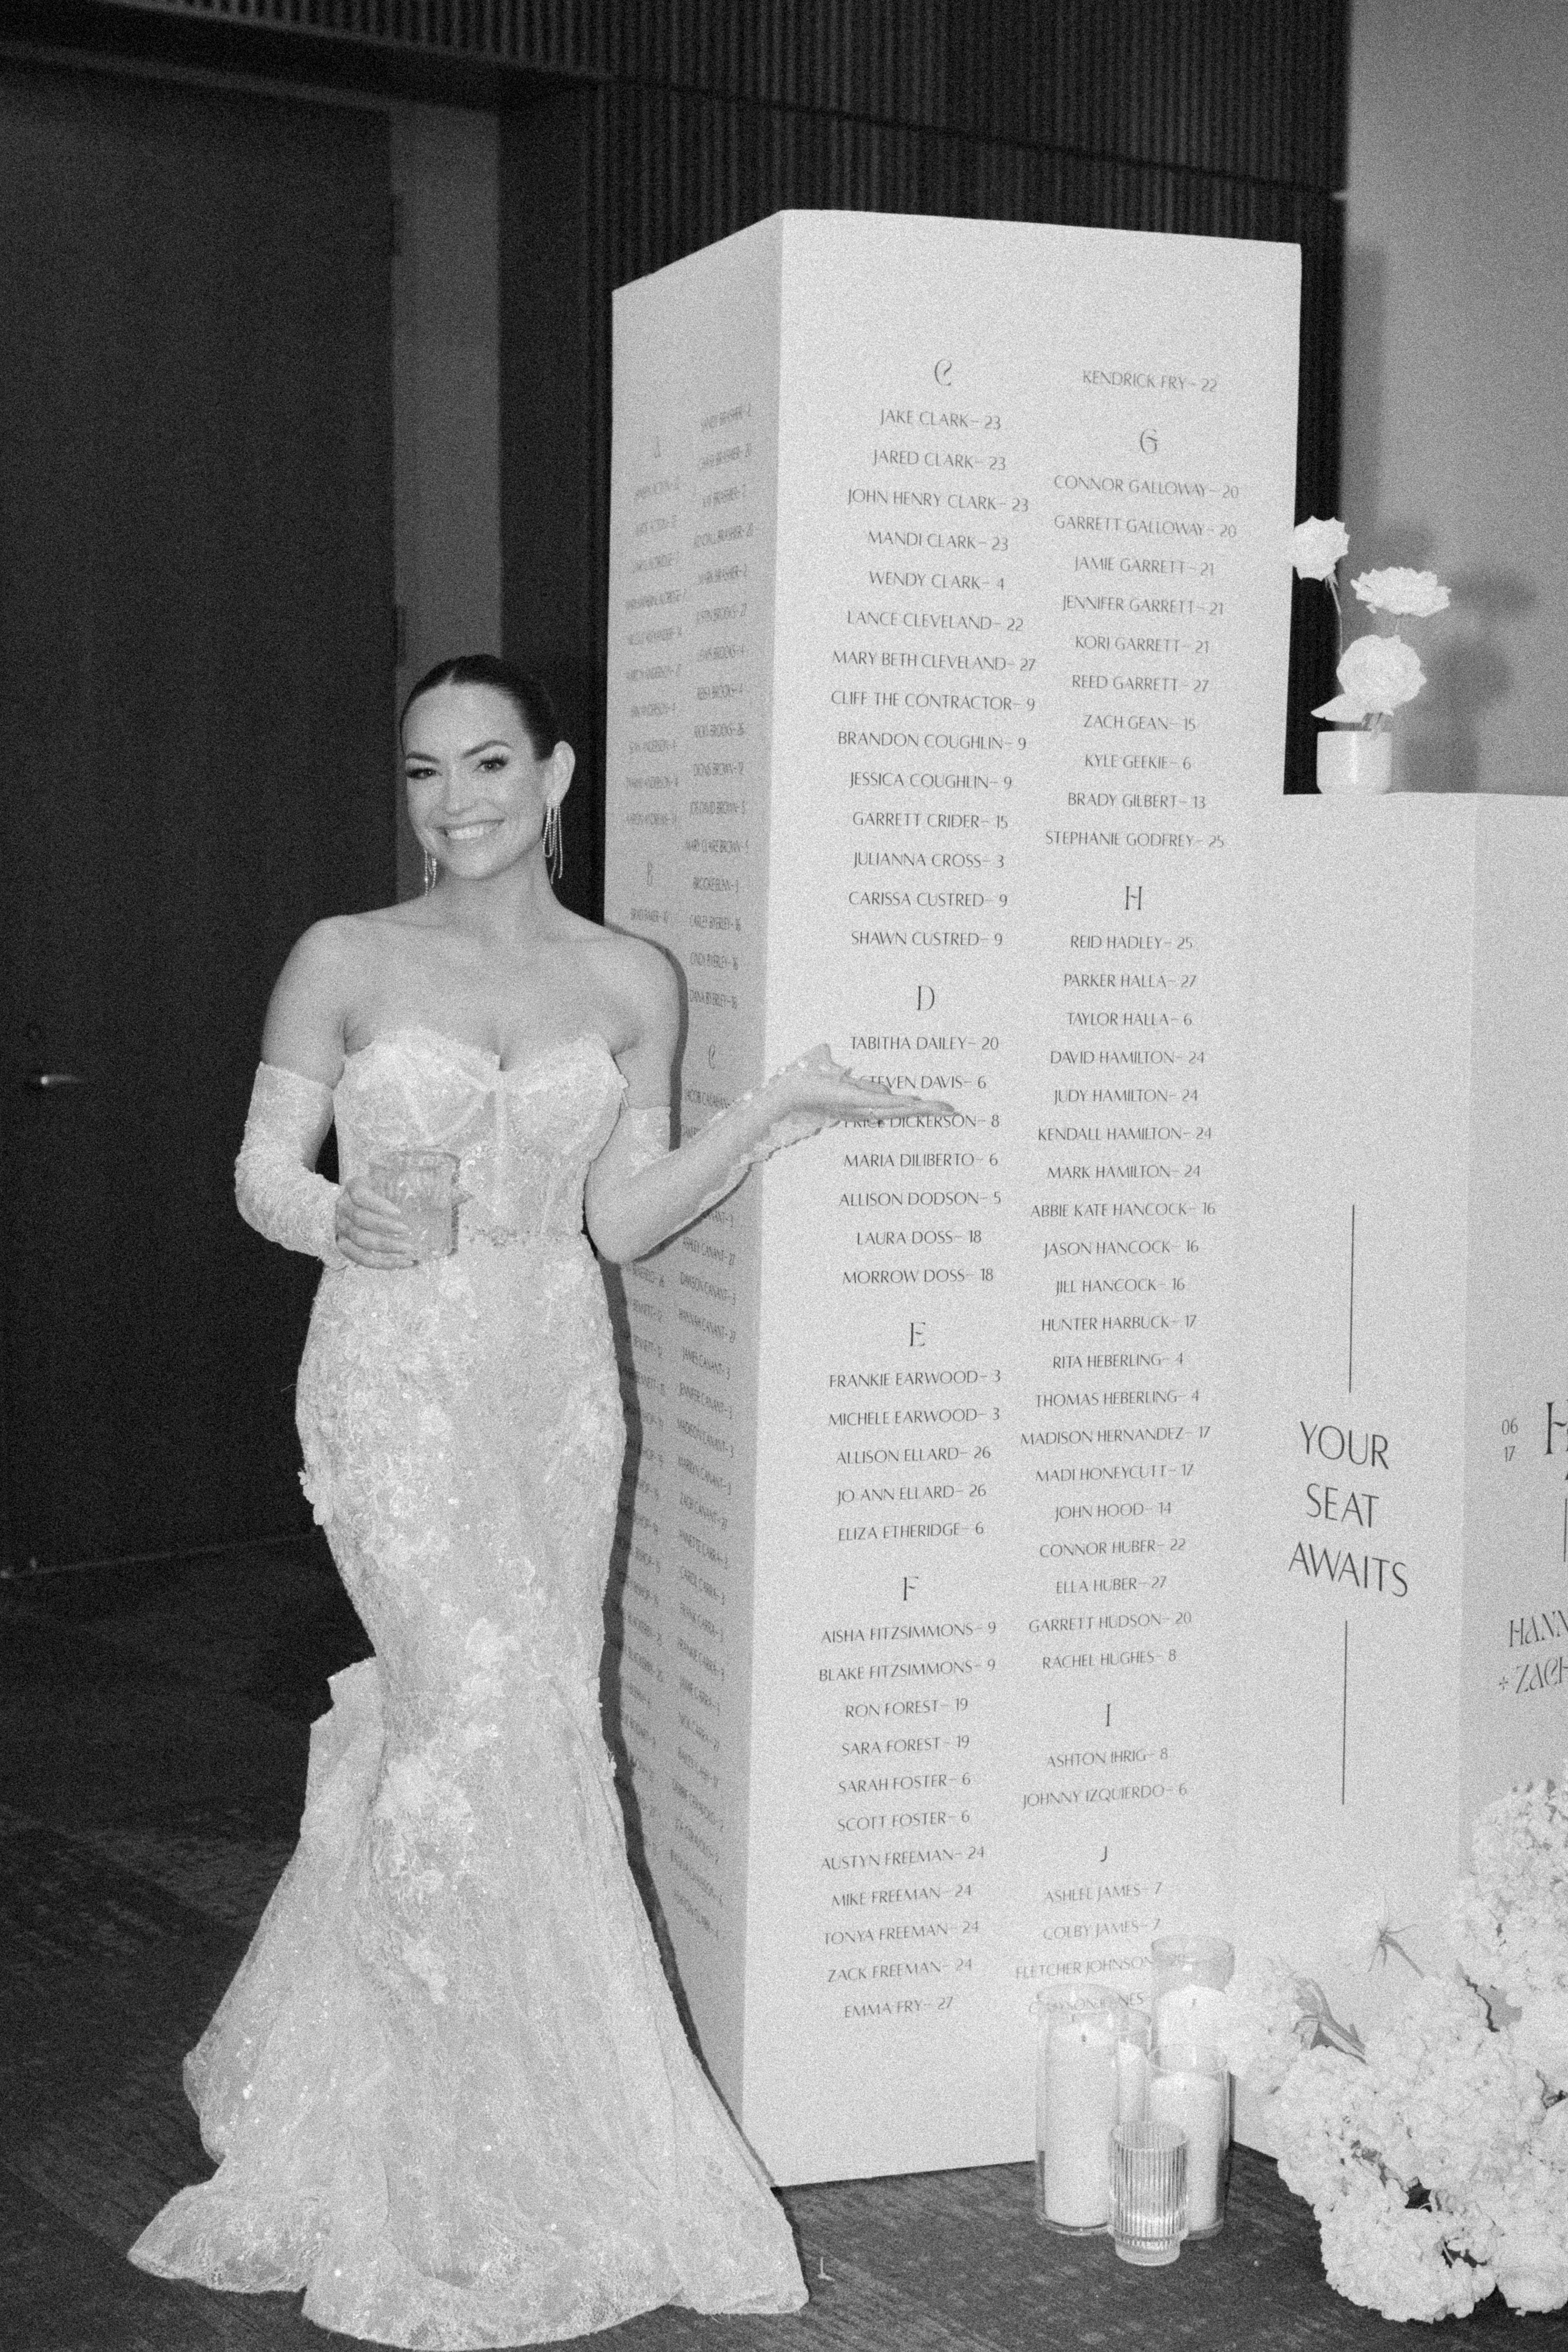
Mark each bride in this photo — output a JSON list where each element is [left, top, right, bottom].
[[129, 654, 927, 2347]]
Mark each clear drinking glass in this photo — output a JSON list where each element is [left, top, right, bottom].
[[1034, 1984, 1127, 2232], [368, 1147, 463, 1260], [1110, 2119, 1188, 2267], [1148, 2043, 1229, 2237]]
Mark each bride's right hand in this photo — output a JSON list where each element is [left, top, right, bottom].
[[334, 1178, 420, 1270], [767, 1044, 955, 1131]]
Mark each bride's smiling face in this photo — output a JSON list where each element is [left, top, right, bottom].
[[403, 681, 571, 881]]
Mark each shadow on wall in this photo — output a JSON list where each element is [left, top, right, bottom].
[[1343, 248, 1540, 793], [1353, 523, 1537, 794]]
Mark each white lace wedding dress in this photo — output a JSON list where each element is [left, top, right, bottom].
[[129, 1026, 805, 2347]]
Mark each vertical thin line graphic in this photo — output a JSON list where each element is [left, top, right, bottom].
[[1341, 1620, 1350, 1805], [1347, 1203, 1357, 1395]]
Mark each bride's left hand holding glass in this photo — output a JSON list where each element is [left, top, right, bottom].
[[333, 1177, 420, 1270]]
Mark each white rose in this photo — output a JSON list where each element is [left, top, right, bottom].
[[1293, 516, 1350, 580], [1313, 632, 1426, 724], [1352, 566, 1451, 618]]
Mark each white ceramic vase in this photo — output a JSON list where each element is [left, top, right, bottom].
[[1316, 727, 1393, 795]]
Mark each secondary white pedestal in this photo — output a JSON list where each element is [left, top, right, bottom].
[[1233, 796, 1568, 2068]]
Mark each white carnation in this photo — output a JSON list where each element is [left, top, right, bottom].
[[1292, 516, 1350, 580], [1352, 565, 1450, 618]]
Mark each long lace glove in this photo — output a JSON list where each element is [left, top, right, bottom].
[[234, 1062, 347, 1268], [585, 1047, 838, 1265]]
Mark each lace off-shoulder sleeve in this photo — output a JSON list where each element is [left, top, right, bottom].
[[234, 1063, 346, 1267], [584, 1054, 839, 1263]]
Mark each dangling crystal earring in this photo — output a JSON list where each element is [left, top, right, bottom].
[[423, 849, 438, 895], [542, 798, 563, 883]]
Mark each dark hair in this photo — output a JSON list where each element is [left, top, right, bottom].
[[400, 653, 562, 761]]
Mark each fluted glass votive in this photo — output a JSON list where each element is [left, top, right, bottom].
[[1109, 2119, 1188, 2267]]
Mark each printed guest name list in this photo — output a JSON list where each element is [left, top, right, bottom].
[[604, 212, 1300, 2183]]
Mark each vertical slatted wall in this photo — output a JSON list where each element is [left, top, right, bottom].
[[495, 4, 1347, 905], [72, 0, 1348, 897]]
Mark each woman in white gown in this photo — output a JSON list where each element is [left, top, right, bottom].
[[129, 656, 922, 2347]]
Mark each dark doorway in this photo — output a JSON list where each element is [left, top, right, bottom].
[[0, 65, 396, 1571]]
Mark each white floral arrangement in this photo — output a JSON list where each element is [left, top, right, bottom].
[[1292, 515, 1450, 730], [1217, 1763, 1568, 2323]]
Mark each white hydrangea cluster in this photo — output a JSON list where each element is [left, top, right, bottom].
[[1361, 1978, 1542, 2204], [1467, 2115, 1568, 2314], [1213, 1955, 1316, 2094], [1318, 2180, 1492, 2324], [1447, 1763, 1568, 2005], [1261, 1763, 1568, 2322], [1273, 2044, 1385, 2213], [1515, 1994, 1568, 2094]]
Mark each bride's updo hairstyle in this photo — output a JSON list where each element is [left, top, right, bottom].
[[400, 653, 562, 764]]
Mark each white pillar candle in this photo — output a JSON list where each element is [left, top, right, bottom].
[[1038, 2024, 1120, 2229], [1148, 2063, 1226, 2231], [1154, 1981, 1227, 2050], [1116, 2035, 1150, 2125]]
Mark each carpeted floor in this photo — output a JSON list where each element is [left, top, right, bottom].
[[1, 1544, 1561, 2352]]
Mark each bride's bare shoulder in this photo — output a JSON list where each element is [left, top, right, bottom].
[[589, 923, 675, 996], [262, 916, 372, 1073], [583, 923, 679, 1049], [272, 913, 366, 986]]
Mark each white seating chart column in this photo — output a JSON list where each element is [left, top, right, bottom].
[[603, 210, 1300, 2180]]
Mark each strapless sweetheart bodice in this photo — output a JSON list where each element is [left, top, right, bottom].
[[332, 1026, 626, 1247]]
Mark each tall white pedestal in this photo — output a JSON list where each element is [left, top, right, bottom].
[[603, 211, 1300, 2180], [1234, 796, 1568, 2063]]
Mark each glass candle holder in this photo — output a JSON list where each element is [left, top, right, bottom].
[[1150, 1931, 1234, 2052], [1117, 2005, 1151, 2125], [1148, 2042, 1229, 2237], [1110, 2120, 1188, 2267], [1034, 1984, 1127, 2232], [368, 1147, 464, 1260]]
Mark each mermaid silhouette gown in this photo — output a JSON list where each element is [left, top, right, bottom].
[[129, 1027, 806, 2346]]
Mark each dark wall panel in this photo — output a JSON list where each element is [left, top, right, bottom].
[[80, 0, 1345, 192], [57, 0, 1349, 878], [499, 83, 608, 921], [0, 62, 396, 1566]]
